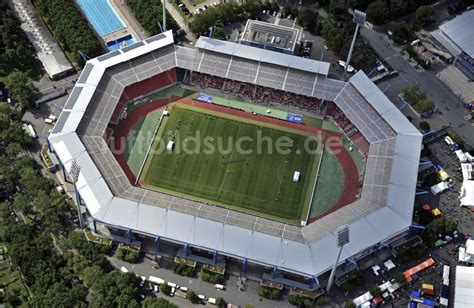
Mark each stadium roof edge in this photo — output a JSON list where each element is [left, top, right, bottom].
[[195, 36, 330, 76]]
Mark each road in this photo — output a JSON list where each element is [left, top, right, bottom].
[[163, 0, 195, 43], [360, 26, 474, 147], [107, 255, 295, 307]]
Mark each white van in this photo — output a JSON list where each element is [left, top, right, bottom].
[[338, 60, 355, 73], [45, 118, 54, 124], [208, 297, 217, 305], [48, 114, 57, 121], [180, 286, 188, 292], [198, 294, 207, 301], [167, 282, 178, 288], [214, 284, 225, 290]]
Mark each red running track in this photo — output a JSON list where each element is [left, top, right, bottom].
[[108, 97, 360, 223]]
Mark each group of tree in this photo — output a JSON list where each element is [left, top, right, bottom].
[[320, 20, 376, 72], [0, 102, 180, 307], [0, 104, 71, 235], [388, 5, 432, 45], [117, 246, 141, 263], [288, 293, 313, 307], [171, 262, 196, 277], [127, 0, 179, 36], [258, 285, 282, 300], [296, 8, 321, 35], [201, 266, 224, 284], [0, 0, 39, 107], [402, 84, 434, 114], [365, 0, 436, 25], [188, 0, 279, 36], [0, 0, 40, 79], [33, 0, 102, 63]]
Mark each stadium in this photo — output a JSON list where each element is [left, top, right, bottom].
[[48, 31, 422, 289]]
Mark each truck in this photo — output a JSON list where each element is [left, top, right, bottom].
[[22, 123, 37, 139], [148, 276, 165, 285]]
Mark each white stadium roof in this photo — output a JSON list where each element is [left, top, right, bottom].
[[438, 10, 474, 58], [49, 31, 422, 278]]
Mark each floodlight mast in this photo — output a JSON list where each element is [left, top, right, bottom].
[[326, 224, 350, 294], [343, 10, 366, 81], [69, 159, 83, 229], [162, 0, 166, 32]]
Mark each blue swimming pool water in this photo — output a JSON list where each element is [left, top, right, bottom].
[[107, 35, 137, 51], [76, 0, 126, 37]]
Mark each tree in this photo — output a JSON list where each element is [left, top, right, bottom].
[[160, 283, 172, 296], [366, 1, 389, 25], [216, 297, 226, 307], [127, 0, 179, 36], [186, 290, 199, 303], [416, 98, 434, 113], [13, 193, 31, 214], [390, 22, 413, 44], [297, 9, 319, 34], [395, 272, 407, 285], [344, 301, 356, 308], [370, 285, 382, 297], [212, 27, 227, 40], [419, 121, 430, 131], [3, 71, 35, 108], [414, 5, 433, 29]]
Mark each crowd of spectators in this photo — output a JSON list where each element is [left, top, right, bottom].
[[326, 102, 355, 134], [190, 73, 323, 114]]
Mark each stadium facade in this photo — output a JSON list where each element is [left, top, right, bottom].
[[48, 31, 422, 288]]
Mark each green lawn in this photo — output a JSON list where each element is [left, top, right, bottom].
[[140, 106, 321, 224], [309, 147, 344, 217], [125, 110, 163, 176]]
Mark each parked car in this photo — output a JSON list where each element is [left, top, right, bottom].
[[338, 60, 355, 73], [302, 40, 313, 58]]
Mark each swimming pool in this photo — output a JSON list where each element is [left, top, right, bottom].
[[107, 35, 137, 51], [76, 0, 126, 37]]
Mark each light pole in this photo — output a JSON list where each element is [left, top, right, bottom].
[[162, 0, 167, 32], [69, 159, 83, 229], [326, 224, 350, 294], [343, 10, 366, 81]]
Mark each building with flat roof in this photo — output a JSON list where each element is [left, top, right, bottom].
[[431, 10, 474, 80], [48, 31, 422, 290], [239, 20, 300, 55]]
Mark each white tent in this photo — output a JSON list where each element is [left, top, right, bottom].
[[460, 181, 474, 207], [465, 152, 473, 162], [461, 163, 473, 181], [353, 291, 373, 307], [454, 266, 474, 308], [431, 181, 449, 195], [455, 150, 467, 163], [384, 259, 396, 271]]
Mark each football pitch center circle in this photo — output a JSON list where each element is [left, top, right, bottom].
[[116, 97, 360, 225]]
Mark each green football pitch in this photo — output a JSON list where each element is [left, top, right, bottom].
[[139, 105, 322, 224]]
